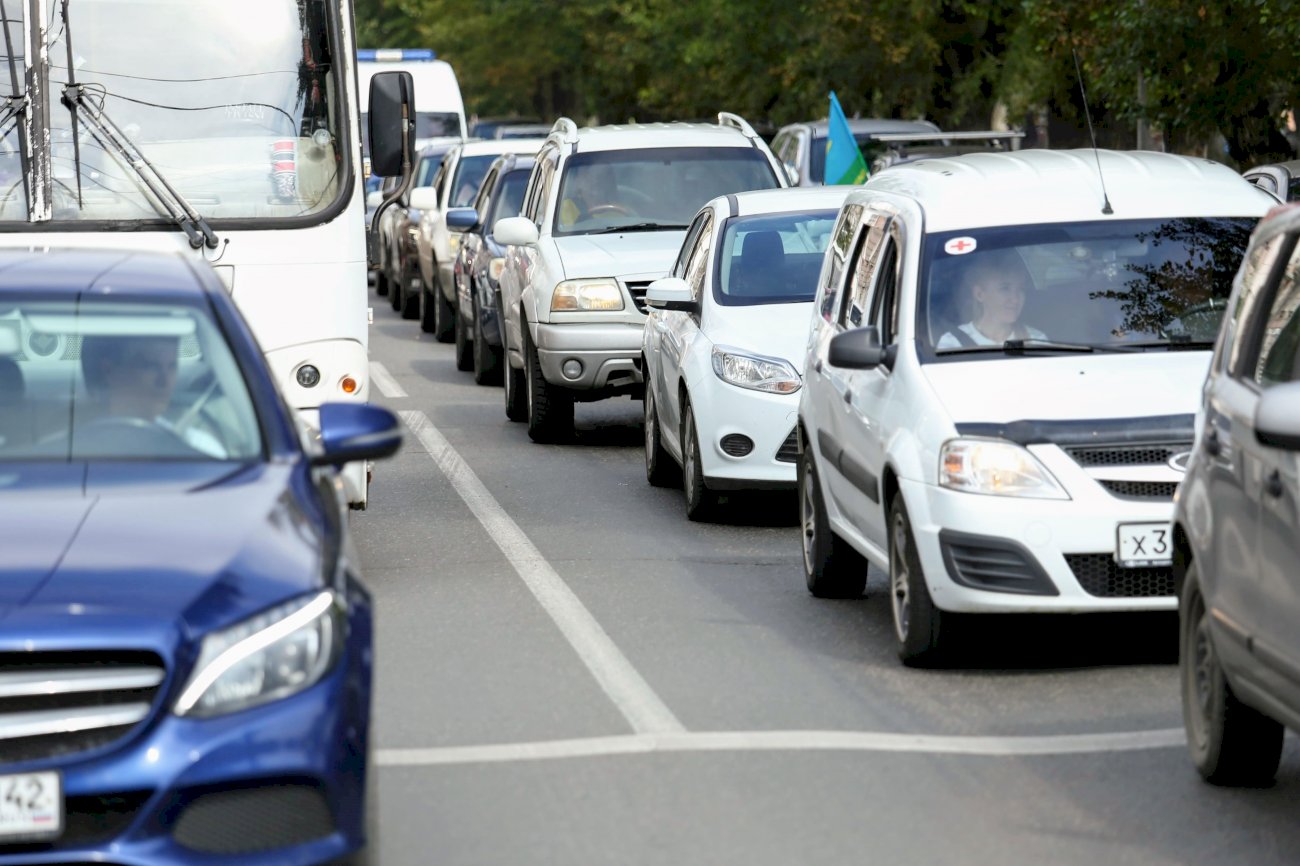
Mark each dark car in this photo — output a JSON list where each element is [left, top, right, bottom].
[[0, 246, 400, 862], [377, 140, 458, 318], [1173, 202, 1300, 785], [447, 153, 535, 383], [467, 116, 542, 139]]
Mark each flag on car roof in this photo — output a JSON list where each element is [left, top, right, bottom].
[[825, 91, 868, 185]]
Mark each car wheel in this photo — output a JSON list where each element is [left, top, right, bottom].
[[418, 279, 436, 334], [473, 298, 503, 386], [681, 401, 718, 521], [399, 270, 419, 320], [644, 385, 680, 488], [374, 270, 389, 298], [1180, 561, 1284, 786], [432, 274, 455, 343], [453, 298, 473, 370], [888, 494, 945, 666], [503, 326, 527, 422], [388, 272, 403, 311], [800, 444, 867, 598], [524, 328, 573, 443]]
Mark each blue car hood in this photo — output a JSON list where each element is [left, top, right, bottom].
[[0, 462, 327, 647]]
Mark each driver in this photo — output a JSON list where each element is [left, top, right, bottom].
[[937, 251, 1047, 349], [558, 163, 619, 226], [80, 334, 225, 457]]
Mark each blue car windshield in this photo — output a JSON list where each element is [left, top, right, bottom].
[[714, 209, 838, 306], [0, 300, 262, 461]]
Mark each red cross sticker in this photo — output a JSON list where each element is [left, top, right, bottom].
[[945, 237, 977, 255]]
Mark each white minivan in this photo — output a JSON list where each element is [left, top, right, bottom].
[[798, 149, 1273, 665], [357, 48, 466, 146]]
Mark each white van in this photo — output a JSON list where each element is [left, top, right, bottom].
[[357, 49, 466, 148]]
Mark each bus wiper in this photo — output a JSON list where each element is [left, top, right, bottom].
[[588, 222, 688, 234], [60, 84, 219, 249], [937, 339, 1098, 356]]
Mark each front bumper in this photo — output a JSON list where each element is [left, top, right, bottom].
[[690, 379, 799, 490], [535, 322, 645, 393], [900, 476, 1178, 614], [0, 607, 373, 866]]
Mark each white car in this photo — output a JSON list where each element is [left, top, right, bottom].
[[411, 137, 544, 340], [493, 114, 786, 443], [798, 149, 1272, 665], [642, 187, 851, 519]]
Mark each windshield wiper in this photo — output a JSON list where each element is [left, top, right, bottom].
[[937, 338, 1100, 356], [588, 222, 688, 234], [60, 83, 218, 249], [1109, 339, 1215, 351]]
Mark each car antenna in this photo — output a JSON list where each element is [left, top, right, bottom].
[[1072, 45, 1113, 215]]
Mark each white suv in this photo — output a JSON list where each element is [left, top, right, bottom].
[[798, 149, 1271, 665], [494, 115, 786, 442]]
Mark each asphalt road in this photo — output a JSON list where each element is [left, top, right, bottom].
[[353, 295, 1300, 866]]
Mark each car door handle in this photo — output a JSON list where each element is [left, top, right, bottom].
[[1266, 469, 1285, 499], [814, 359, 823, 374], [842, 388, 853, 404]]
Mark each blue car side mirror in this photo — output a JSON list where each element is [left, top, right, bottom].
[[312, 403, 402, 467]]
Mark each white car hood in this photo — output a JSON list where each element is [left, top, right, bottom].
[[921, 352, 1211, 426], [704, 301, 817, 374], [553, 231, 686, 280]]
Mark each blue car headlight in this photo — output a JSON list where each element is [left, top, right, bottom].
[[175, 591, 341, 718]]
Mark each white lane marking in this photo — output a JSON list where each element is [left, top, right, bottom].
[[399, 410, 684, 735], [369, 361, 407, 399], [377, 727, 1187, 766]]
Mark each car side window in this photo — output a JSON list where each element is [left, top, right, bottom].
[[524, 148, 559, 226], [820, 204, 863, 322], [1251, 239, 1300, 387], [684, 216, 714, 301], [474, 168, 498, 215], [868, 232, 901, 343], [839, 214, 889, 329], [674, 212, 710, 279], [1229, 233, 1289, 377]]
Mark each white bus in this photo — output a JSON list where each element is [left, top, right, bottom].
[[357, 48, 465, 148], [0, 0, 409, 507]]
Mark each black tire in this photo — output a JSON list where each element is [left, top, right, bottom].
[[374, 270, 389, 297], [503, 325, 527, 422], [418, 279, 437, 333], [472, 298, 503, 385], [399, 273, 419, 320], [1181, 562, 1284, 786], [524, 328, 573, 443], [643, 385, 680, 487], [453, 296, 473, 370], [681, 401, 718, 521], [388, 269, 403, 312], [799, 444, 867, 598], [431, 273, 455, 343], [888, 495, 945, 666]]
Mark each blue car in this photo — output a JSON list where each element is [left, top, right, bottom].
[[0, 247, 399, 864]]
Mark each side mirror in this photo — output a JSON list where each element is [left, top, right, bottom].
[[494, 216, 540, 246], [312, 403, 403, 467], [446, 207, 480, 232], [645, 277, 698, 313], [365, 190, 383, 209], [367, 72, 415, 179], [408, 186, 439, 211], [828, 326, 894, 370], [1254, 381, 1300, 450]]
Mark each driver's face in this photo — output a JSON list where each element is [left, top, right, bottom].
[[102, 339, 179, 419]]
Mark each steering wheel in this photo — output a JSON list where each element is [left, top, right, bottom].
[[587, 203, 635, 218], [77, 415, 202, 456], [1163, 300, 1225, 342]]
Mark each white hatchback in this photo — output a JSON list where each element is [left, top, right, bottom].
[[797, 149, 1273, 664], [642, 187, 851, 519]]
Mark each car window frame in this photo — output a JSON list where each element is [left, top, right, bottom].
[[674, 211, 712, 279], [839, 213, 891, 330], [1229, 231, 1298, 383], [683, 212, 715, 304], [819, 203, 864, 324]]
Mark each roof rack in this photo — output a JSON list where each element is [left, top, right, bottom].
[[548, 117, 580, 144], [868, 130, 1025, 144], [717, 112, 760, 140]]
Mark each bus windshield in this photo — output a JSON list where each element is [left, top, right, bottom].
[[0, 0, 347, 224]]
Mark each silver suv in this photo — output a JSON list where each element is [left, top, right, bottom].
[[494, 114, 785, 442], [1174, 202, 1300, 786]]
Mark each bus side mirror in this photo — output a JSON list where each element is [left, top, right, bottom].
[[368, 72, 415, 179]]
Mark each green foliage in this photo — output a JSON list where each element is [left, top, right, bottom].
[[354, 0, 1300, 165]]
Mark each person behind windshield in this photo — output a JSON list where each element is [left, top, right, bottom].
[[80, 334, 225, 457], [559, 164, 619, 227], [937, 250, 1047, 349]]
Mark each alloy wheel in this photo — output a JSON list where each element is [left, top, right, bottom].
[[890, 510, 911, 642]]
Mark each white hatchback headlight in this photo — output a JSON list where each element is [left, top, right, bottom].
[[175, 591, 340, 718], [711, 346, 801, 394], [939, 439, 1069, 499], [551, 278, 624, 311]]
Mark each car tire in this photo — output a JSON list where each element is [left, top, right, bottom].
[[418, 280, 437, 334], [503, 326, 527, 422], [432, 274, 455, 344], [799, 444, 867, 598], [524, 328, 573, 443], [374, 270, 389, 298], [453, 298, 473, 370], [888, 494, 946, 666], [388, 272, 403, 311], [643, 385, 680, 488], [472, 298, 503, 386], [681, 401, 718, 521], [1180, 561, 1284, 786]]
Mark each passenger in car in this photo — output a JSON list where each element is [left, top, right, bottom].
[[937, 250, 1047, 348]]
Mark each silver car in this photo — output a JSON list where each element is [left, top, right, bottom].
[[1174, 202, 1300, 785]]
